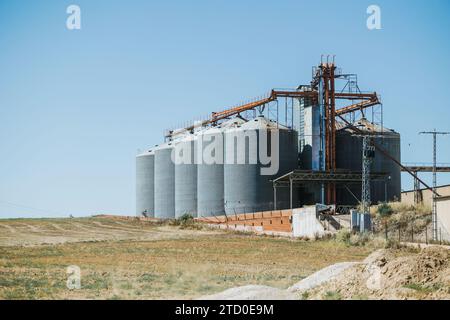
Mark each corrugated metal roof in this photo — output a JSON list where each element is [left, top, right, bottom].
[[239, 115, 290, 131], [336, 118, 398, 135]]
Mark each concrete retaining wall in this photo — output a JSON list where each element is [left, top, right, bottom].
[[292, 206, 325, 238]]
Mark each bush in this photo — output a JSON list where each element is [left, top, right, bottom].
[[324, 291, 342, 300], [335, 229, 351, 244], [389, 202, 414, 214], [385, 238, 401, 249], [336, 229, 374, 247], [377, 203, 394, 217], [179, 213, 194, 224], [301, 291, 310, 300], [370, 236, 388, 249], [349, 232, 371, 246], [168, 213, 194, 227], [173, 213, 204, 230]]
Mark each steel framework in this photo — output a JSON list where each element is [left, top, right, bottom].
[[419, 130, 450, 241], [164, 57, 439, 209], [401, 165, 450, 205], [272, 169, 388, 210], [402, 166, 450, 173]]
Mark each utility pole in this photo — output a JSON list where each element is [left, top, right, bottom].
[[361, 135, 376, 215], [350, 133, 378, 233], [420, 129, 450, 241]]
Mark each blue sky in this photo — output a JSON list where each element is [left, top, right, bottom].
[[1, 0, 450, 218]]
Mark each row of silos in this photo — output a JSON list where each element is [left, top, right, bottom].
[[197, 117, 246, 217], [136, 115, 299, 218], [224, 116, 298, 214]]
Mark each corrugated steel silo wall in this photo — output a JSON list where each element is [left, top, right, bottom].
[[197, 130, 225, 217], [276, 129, 300, 209], [175, 139, 197, 218], [372, 136, 401, 202], [136, 152, 154, 217], [336, 131, 401, 205], [154, 146, 175, 218], [224, 120, 298, 214], [224, 127, 259, 214]]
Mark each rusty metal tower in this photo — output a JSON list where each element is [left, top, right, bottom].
[[312, 56, 337, 204]]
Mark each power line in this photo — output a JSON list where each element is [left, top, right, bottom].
[[0, 200, 66, 217]]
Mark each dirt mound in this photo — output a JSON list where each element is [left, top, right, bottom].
[[198, 263, 358, 300], [197, 246, 449, 300], [199, 285, 297, 300], [308, 247, 450, 300], [287, 262, 360, 293]]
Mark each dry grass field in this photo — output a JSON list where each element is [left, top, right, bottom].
[[0, 217, 373, 300]]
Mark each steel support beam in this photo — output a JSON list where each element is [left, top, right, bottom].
[[273, 185, 277, 210], [289, 177, 293, 209]]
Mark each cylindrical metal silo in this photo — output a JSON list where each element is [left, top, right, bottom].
[[174, 132, 198, 218], [224, 116, 298, 214], [154, 142, 176, 219], [197, 118, 246, 217], [136, 149, 155, 217], [335, 119, 401, 205]]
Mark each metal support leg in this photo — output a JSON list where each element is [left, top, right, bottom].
[[290, 177, 293, 209], [273, 184, 277, 210], [413, 171, 420, 205]]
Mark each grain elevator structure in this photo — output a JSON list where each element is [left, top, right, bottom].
[[136, 58, 407, 218]]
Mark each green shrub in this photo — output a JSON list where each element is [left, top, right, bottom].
[[403, 283, 441, 293], [301, 291, 310, 300], [324, 291, 342, 300], [169, 213, 194, 227], [179, 213, 194, 224], [176, 213, 204, 230], [377, 203, 393, 217]]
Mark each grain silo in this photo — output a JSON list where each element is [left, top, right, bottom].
[[223, 115, 298, 214], [135, 149, 155, 217], [154, 142, 176, 219], [197, 118, 246, 217], [335, 119, 401, 205], [174, 132, 198, 218]]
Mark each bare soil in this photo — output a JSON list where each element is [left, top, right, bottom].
[[0, 217, 371, 300], [306, 246, 450, 300]]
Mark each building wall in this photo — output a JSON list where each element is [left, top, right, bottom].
[[401, 185, 450, 207], [437, 196, 450, 242]]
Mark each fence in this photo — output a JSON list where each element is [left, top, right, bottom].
[[371, 214, 448, 245]]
